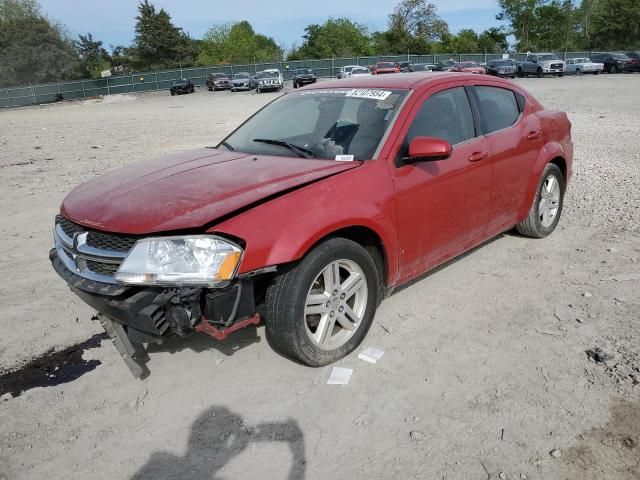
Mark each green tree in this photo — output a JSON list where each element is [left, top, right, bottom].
[[478, 27, 509, 52], [496, 0, 539, 50], [132, 0, 194, 70], [75, 33, 110, 78], [0, 0, 79, 87], [290, 17, 373, 59], [197, 21, 282, 65], [589, 0, 640, 48]]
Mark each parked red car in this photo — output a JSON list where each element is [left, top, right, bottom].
[[51, 73, 573, 376], [450, 62, 486, 74], [372, 62, 400, 74]]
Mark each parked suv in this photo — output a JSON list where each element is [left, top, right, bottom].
[[292, 68, 317, 88], [517, 53, 565, 77], [256, 70, 283, 93], [169, 79, 194, 95], [205, 73, 230, 91], [622, 51, 640, 72], [591, 52, 635, 73], [230, 72, 257, 92]]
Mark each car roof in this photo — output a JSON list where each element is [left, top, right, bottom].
[[303, 72, 495, 90]]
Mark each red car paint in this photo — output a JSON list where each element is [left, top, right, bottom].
[[451, 63, 487, 74], [61, 72, 573, 290], [372, 62, 401, 74]]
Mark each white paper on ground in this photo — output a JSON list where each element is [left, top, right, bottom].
[[358, 346, 385, 364], [327, 367, 353, 385]]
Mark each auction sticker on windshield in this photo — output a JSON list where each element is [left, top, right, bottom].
[[345, 89, 392, 101]]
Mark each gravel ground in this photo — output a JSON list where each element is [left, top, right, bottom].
[[0, 75, 639, 479]]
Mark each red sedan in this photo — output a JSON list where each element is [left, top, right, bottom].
[[372, 61, 400, 74], [51, 73, 573, 376], [451, 62, 487, 74]]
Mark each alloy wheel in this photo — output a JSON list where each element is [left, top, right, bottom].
[[303, 259, 368, 350], [539, 174, 561, 228]]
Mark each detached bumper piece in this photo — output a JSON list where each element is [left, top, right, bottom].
[[50, 249, 259, 377]]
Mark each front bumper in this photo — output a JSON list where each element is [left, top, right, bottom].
[[50, 248, 258, 344]]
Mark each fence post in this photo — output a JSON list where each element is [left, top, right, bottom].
[[107, 77, 111, 96], [31, 84, 36, 105], [81, 79, 86, 99], [132, 74, 135, 93], [155, 72, 159, 92]]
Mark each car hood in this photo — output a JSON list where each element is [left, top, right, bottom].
[[540, 59, 564, 65], [61, 149, 360, 234]]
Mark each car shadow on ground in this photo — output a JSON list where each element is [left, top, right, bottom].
[[131, 405, 306, 480], [146, 324, 262, 358]]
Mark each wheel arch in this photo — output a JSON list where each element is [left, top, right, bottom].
[[305, 225, 389, 289], [517, 142, 568, 219]]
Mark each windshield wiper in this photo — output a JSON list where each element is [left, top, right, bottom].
[[252, 138, 315, 158], [219, 141, 234, 151]]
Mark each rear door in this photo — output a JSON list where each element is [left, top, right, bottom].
[[390, 84, 493, 280], [470, 83, 543, 232]]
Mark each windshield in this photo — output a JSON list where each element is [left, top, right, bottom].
[[220, 89, 407, 160], [494, 60, 514, 66], [233, 73, 250, 79], [351, 68, 369, 74], [258, 71, 277, 79], [378, 63, 396, 68], [458, 62, 479, 68], [211, 73, 226, 79], [296, 68, 312, 74], [538, 54, 559, 61]]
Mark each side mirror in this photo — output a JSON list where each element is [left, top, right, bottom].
[[402, 137, 452, 164]]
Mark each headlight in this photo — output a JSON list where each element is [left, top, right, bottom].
[[115, 235, 242, 286]]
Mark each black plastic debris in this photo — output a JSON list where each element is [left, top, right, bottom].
[[585, 347, 615, 364]]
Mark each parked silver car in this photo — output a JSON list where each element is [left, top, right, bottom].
[[336, 65, 361, 79], [230, 72, 257, 92], [565, 58, 604, 75], [348, 66, 372, 77]]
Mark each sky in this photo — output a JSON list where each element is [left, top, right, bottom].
[[39, 0, 501, 50]]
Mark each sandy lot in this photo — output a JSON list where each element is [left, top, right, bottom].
[[0, 76, 639, 479]]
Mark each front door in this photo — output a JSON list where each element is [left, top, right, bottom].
[[391, 85, 493, 281]]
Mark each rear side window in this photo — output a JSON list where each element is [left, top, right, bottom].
[[405, 87, 476, 146], [475, 86, 521, 134]]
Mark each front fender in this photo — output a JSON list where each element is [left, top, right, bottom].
[[209, 164, 399, 285]]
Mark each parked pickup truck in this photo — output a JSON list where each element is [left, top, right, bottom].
[[517, 53, 565, 77]]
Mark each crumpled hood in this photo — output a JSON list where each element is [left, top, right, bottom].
[[61, 148, 360, 234]]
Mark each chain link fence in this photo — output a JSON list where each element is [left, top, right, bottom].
[[0, 51, 597, 108]]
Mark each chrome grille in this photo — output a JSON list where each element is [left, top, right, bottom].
[[550, 63, 563, 69], [53, 215, 136, 284], [86, 231, 137, 252]]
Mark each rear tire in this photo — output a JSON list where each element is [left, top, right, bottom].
[[516, 163, 565, 238], [536, 67, 543, 78], [517, 67, 524, 78], [575, 68, 582, 75], [265, 238, 380, 366], [610, 65, 618, 73]]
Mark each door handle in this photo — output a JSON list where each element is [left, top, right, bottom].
[[527, 130, 541, 140], [468, 151, 489, 162]]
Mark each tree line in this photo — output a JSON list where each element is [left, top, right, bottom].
[[1, 0, 638, 87]]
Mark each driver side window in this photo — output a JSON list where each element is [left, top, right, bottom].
[[405, 87, 476, 148]]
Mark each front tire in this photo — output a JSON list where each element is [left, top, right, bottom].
[[265, 238, 380, 366], [516, 163, 565, 238], [517, 67, 524, 78], [610, 65, 618, 73], [536, 67, 543, 78]]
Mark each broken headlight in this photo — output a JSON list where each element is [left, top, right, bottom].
[[115, 235, 242, 286]]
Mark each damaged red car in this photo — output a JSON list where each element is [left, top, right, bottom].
[[51, 73, 573, 377]]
